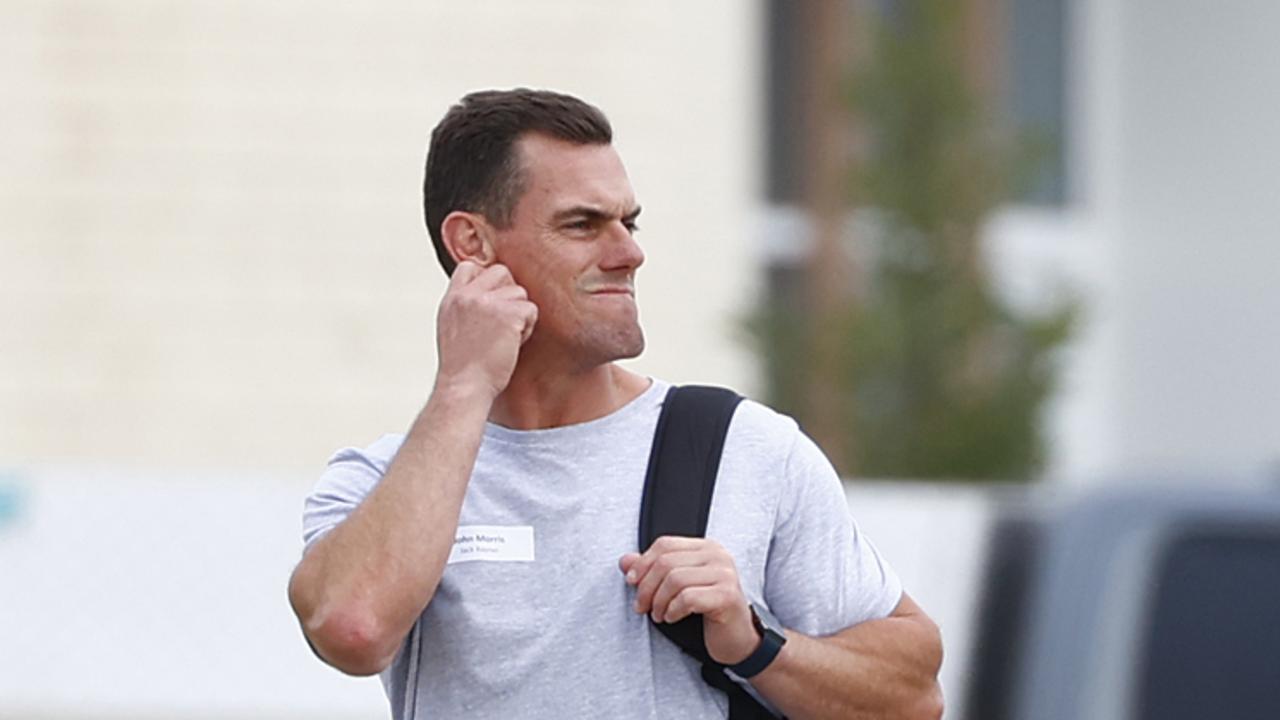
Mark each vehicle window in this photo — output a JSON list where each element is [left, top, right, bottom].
[[1137, 527, 1280, 720]]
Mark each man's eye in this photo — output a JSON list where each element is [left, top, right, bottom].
[[624, 222, 640, 234], [566, 220, 592, 231]]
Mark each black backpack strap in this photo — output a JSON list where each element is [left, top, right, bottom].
[[639, 385, 781, 719], [639, 385, 741, 547]]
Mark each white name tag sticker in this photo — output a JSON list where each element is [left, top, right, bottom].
[[447, 525, 535, 564]]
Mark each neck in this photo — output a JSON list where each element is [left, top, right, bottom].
[[489, 360, 650, 430]]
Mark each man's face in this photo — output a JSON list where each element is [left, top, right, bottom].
[[490, 133, 646, 367]]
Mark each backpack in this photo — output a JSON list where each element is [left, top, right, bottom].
[[638, 384, 783, 719]]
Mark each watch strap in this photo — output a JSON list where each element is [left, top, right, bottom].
[[728, 606, 787, 679]]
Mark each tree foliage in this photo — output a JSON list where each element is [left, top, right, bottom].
[[748, 0, 1076, 481]]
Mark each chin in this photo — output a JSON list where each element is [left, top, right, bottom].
[[580, 325, 645, 364], [615, 335, 645, 361]]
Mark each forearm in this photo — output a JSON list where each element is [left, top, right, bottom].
[[750, 609, 944, 720], [288, 381, 491, 674]]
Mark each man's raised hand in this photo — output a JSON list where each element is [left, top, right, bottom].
[[435, 260, 538, 400]]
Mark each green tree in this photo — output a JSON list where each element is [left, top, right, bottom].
[[749, 0, 1076, 481]]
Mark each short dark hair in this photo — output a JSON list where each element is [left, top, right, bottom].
[[422, 88, 613, 275]]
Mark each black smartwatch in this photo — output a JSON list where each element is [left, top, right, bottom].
[[728, 602, 788, 679]]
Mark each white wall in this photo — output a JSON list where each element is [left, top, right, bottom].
[[0, 469, 992, 719], [1105, 0, 1280, 481], [989, 0, 1280, 485], [0, 469, 388, 717], [0, 1, 763, 475]]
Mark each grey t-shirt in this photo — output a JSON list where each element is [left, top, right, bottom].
[[302, 378, 902, 719]]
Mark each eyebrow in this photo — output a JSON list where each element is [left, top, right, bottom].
[[552, 204, 642, 224]]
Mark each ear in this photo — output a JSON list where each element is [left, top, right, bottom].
[[441, 211, 497, 267]]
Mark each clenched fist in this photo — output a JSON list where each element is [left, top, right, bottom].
[[434, 260, 538, 400]]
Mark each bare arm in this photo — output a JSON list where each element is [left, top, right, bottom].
[[288, 261, 536, 676], [287, 386, 489, 675], [749, 593, 944, 720], [622, 538, 943, 720]]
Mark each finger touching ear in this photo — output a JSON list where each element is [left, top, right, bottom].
[[441, 211, 497, 267]]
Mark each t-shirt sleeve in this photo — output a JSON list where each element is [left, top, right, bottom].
[[762, 428, 903, 636], [301, 434, 400, 551]]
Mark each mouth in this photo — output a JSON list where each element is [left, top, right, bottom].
[[586, 286, 635, 297]]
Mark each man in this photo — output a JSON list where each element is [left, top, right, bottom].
[[288, 88, 943, 719]]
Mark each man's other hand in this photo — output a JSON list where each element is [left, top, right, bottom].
[[619, 536, 761, 666]]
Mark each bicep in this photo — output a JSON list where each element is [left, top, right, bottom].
[[825, 591, 943, 673]]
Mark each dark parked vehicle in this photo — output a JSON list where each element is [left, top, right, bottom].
[[966, 486, 1280, 720]]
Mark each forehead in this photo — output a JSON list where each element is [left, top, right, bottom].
[[513, 134, 637, 215]]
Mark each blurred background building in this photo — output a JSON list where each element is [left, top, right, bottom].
[[2, 0, 1278, 718]]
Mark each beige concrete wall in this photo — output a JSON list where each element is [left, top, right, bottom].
[[0, 1, 763, 474]]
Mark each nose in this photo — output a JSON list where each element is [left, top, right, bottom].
[[601, 220, 645, 272]]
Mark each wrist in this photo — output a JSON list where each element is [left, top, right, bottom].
[[733, 629, 764, 667], [421, 378, 498, 434], [431, 374, 500, 407], [727, 603, 788, 679], [718, 623, 763, 667]]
